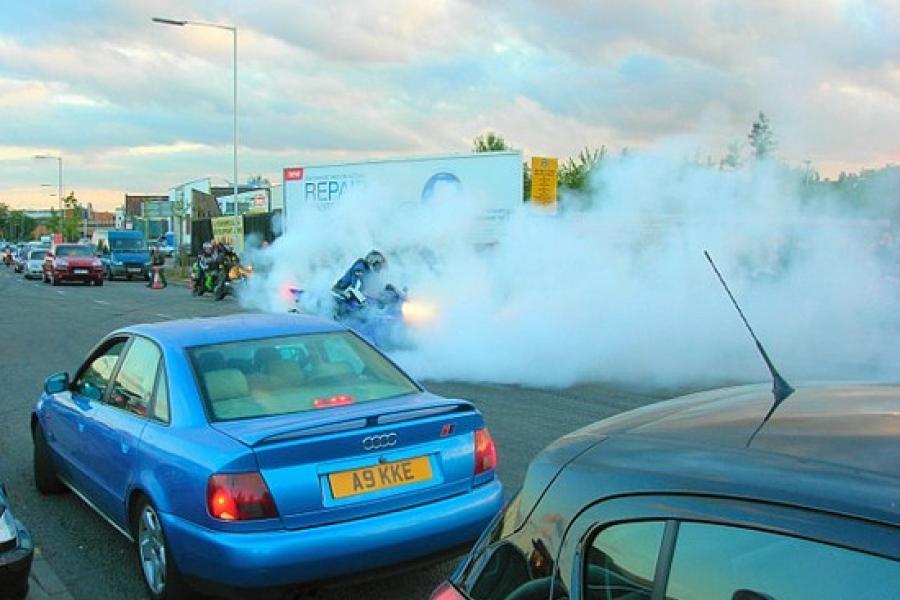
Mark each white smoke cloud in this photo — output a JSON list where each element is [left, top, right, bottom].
[[241, 148, 900, 388]]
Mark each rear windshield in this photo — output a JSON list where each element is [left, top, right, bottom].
[[55, 245, 92, 257], [29, 250, 48, 260], [189, 331, 420, 421], [111, 238, 146, 252]]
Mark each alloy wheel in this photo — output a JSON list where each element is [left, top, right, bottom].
[[138, 505, 167, 595]]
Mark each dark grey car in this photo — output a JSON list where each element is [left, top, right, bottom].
[[434, 383, 900, 600], [0, 482, 33, 599]]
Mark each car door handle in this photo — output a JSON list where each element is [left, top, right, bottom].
[[78, 422, 85, 433], [120, 442, 130, 454]]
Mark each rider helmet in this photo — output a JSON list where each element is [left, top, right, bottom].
[[364, 250, 386, 272], [202, 242, 212, 255]]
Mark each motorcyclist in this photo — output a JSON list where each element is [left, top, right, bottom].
[[215, 244, 241, 297], [220, 244, 240, 273], [194, 241, 219, 296], [331, 250, 387, 312]]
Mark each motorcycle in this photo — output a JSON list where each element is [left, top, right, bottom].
[[191, 252, 253, 301], [290, 284, 435, 349], [190, 259, 226, 300], [2, 251, 11, 268]]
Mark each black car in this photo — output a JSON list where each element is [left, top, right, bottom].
[[0, 483, 33, 600], [434, 383, 900, 600]]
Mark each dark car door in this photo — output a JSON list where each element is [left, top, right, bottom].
[[46, 338, 127, 495], [554, 495, 900, 600], [83, 336, 162, 526]]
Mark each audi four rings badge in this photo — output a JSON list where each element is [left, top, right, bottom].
[[362, 433, 398, 451]]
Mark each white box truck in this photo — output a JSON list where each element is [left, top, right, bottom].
[[281, 151, 523, 242]]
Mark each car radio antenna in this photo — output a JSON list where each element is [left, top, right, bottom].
[[704, 251, 794, 445]]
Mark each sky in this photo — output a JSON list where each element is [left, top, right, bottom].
[[0, 0, 897, 211]]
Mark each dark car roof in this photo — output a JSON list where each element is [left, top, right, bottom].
[[536, 383, 900, 528], [120, 313, 345, 348], [589, 383, 900, 478]]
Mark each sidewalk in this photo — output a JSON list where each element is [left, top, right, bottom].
[[27, 547, 73, 600]]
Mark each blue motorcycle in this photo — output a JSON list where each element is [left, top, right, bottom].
[[290, 284, 414, 349]]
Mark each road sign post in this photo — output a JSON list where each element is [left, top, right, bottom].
[[530, 156, 558, 211]]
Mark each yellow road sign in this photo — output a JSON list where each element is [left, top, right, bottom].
[[531, 156, 558, 205]]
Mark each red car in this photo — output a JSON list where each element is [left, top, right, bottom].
[[43, 244, 104, 286]]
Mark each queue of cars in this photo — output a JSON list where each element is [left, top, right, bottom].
[[4, 236, 154, 286]]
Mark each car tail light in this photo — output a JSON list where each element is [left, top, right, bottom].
[[207, 473, 278, 521], [431, 582, 467, 600], [313, 395, 355, 409], [473, 428, 497, 475]]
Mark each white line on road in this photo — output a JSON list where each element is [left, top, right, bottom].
[[93, 300, 110, 305], [155, 313, 174, 319], [56, 290, 65, 295]]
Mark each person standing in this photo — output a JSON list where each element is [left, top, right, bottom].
[[147, 245, 167, 288]]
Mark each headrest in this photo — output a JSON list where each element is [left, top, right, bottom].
[[268, 360, 304, 387], [196, 351, 226, 372], [312, 361, 354, 379], [204, 368, 249, 402]]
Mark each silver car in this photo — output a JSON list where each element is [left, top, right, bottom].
[[23, 248, 48, 279]]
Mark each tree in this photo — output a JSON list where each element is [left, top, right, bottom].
[[472, 131, 511, 152], [61, 192, 82, 242], [4, 210, 36, 241], [558, 146, 606, 192], [246, 174, 271, 188], [16, 212, 35, 241], [748, 112, 776, 160], [0, 202, 9, 240], [719, 141, 743, 170], [46, 208, 61, 235]]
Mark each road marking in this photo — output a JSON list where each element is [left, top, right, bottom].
[[155, 313, 174, 319], [56, 290, 65, 295], [93, 300, 110, 305]]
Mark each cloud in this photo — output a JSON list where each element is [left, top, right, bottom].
[[0, 0, 897, 210], [120, 142, 212, 156]]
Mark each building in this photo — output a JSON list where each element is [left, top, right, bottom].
[[125, 194, 168, 218]]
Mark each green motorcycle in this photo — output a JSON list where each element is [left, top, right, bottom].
[[190, 259, 226, 300]]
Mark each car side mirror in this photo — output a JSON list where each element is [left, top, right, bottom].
[[44, 372, 70, 394]]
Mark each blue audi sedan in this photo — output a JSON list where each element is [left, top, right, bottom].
[[31, 313, 502, 599]]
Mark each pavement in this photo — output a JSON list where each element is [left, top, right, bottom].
[[0, 266, 699, 599], [28, 548, 73, 600]]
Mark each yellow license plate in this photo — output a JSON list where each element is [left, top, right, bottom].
[[329, 456, 433, 499]]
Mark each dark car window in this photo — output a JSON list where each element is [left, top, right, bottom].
[[583, 521, 665, 600], [75, 340, 127, 401], [55, 245, 93, 257], [468, 542, 534, 600], [109, 337, 161, 417], [110, 238, 146, 252], [28, 249, 47, 260], [666, 522, 900, 600]]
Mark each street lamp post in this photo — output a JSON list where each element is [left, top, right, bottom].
[[34, 155, 62, 211], [153, 17, 239, 245]]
